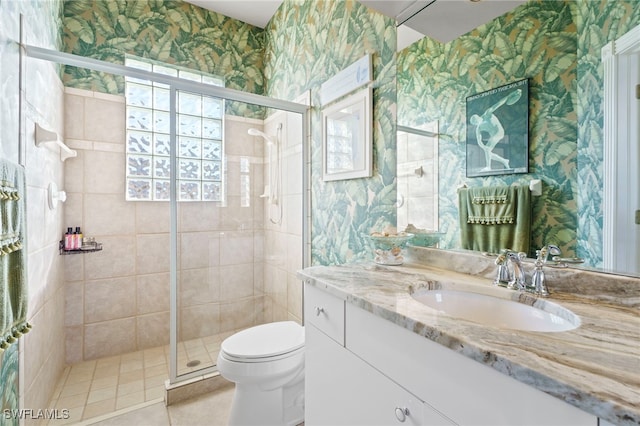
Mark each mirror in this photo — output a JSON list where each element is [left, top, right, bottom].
[[396, 123, 439, 233], [396, 1, 638, 276], [601, 23, 640, 276]]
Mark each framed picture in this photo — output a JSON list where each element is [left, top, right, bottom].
[[322, 88, 372, 181], [466, 78, 529, 177]]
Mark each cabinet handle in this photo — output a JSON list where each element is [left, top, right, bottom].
[[314, 306, 325, 316], [394, 407, 410, 422]]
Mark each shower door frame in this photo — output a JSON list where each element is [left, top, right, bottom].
[[23, 45, 311, 385]]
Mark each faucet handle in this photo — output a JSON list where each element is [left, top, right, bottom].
[[530, 245, 560, 296], [494, 265, 511, 287], [530, 265, 549, 296], [536, 245, 561, 265], [505, 251, 527, 291], [494, 250, 511, 287], [494, 250, 508, 266]]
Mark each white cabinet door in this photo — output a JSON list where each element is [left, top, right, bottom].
[[306, 323, 454, 426]]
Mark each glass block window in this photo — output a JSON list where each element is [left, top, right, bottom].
[[326, 117, 356, 172], [125, 57, 225, 201]]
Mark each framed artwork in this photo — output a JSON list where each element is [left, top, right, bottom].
[[465, 78, 529, 177], [322, 88, 372, 181]]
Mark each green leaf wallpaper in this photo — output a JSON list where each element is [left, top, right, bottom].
[[397, 0, 639, 265], [62, 0, 266, 117], [263, 0, 397, 265]]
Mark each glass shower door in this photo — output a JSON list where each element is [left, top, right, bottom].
[[170, 93, 276, 383], [172, 87, 226, 379], [164, 86, 308, 385]]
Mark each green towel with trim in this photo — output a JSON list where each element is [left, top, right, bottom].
[[459, 185, 531, 254], [0, 159, 31, 353]]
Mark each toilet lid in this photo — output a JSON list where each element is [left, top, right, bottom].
[[221, 321, 304, 360]]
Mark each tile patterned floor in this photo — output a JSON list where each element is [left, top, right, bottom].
[[82, 384, 234, 426], [47, 331, 237, 424]]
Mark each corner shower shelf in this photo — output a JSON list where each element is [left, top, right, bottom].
[[59, 240, 103, 255]]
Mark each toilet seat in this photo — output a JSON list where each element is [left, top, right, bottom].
[[220, 321, 304, 363]]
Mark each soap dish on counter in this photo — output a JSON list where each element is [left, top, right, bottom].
[[365, 232, 414, 265], [404, 224, 443, 248]]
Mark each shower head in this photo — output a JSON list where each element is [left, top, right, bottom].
[[248, 128, 275, 145]]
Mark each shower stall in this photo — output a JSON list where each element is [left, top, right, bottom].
[[26, 45, 309, 388]]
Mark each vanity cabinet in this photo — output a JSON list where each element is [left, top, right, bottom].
[[304, 282, 598, 426], [305, 284, 453, 425]]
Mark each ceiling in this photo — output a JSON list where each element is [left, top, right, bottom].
[[185, 0, 283, 29], [185, 0, 526, 49]]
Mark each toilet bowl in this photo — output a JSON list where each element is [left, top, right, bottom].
[[217, 321, 305, 426]]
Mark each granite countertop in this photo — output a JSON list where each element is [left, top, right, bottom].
[[298, 260, 640, 426]]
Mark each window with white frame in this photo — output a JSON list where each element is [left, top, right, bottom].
[[125, 57, 225, 201]]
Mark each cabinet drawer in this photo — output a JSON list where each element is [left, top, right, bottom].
[[306, 324, 453, 426], [304, 283, 345, 345]]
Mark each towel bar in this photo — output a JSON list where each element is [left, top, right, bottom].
[[457, 179, 542, 196], [529, 179, 542, 196]]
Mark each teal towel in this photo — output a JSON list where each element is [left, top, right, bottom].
[[0, 160, 31, 353], [459, 185, 531, 254]]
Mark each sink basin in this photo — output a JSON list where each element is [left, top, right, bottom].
[[411, 289, 580, 332]]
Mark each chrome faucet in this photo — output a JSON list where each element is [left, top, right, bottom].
[[493, 249, 526, 290], [493, 250, 512, 287], [506, 251, 527, 291], [494, 245, 561, 296], [530, 245, 561, 296]]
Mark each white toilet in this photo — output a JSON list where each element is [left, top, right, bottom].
[[217, 321, 305, 426]]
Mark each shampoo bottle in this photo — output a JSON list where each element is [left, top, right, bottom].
[[75, 227, 83, 250], [64, 227, 73, 250]]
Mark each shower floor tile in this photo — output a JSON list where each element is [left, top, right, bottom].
[[47, 329, 240, 424]]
